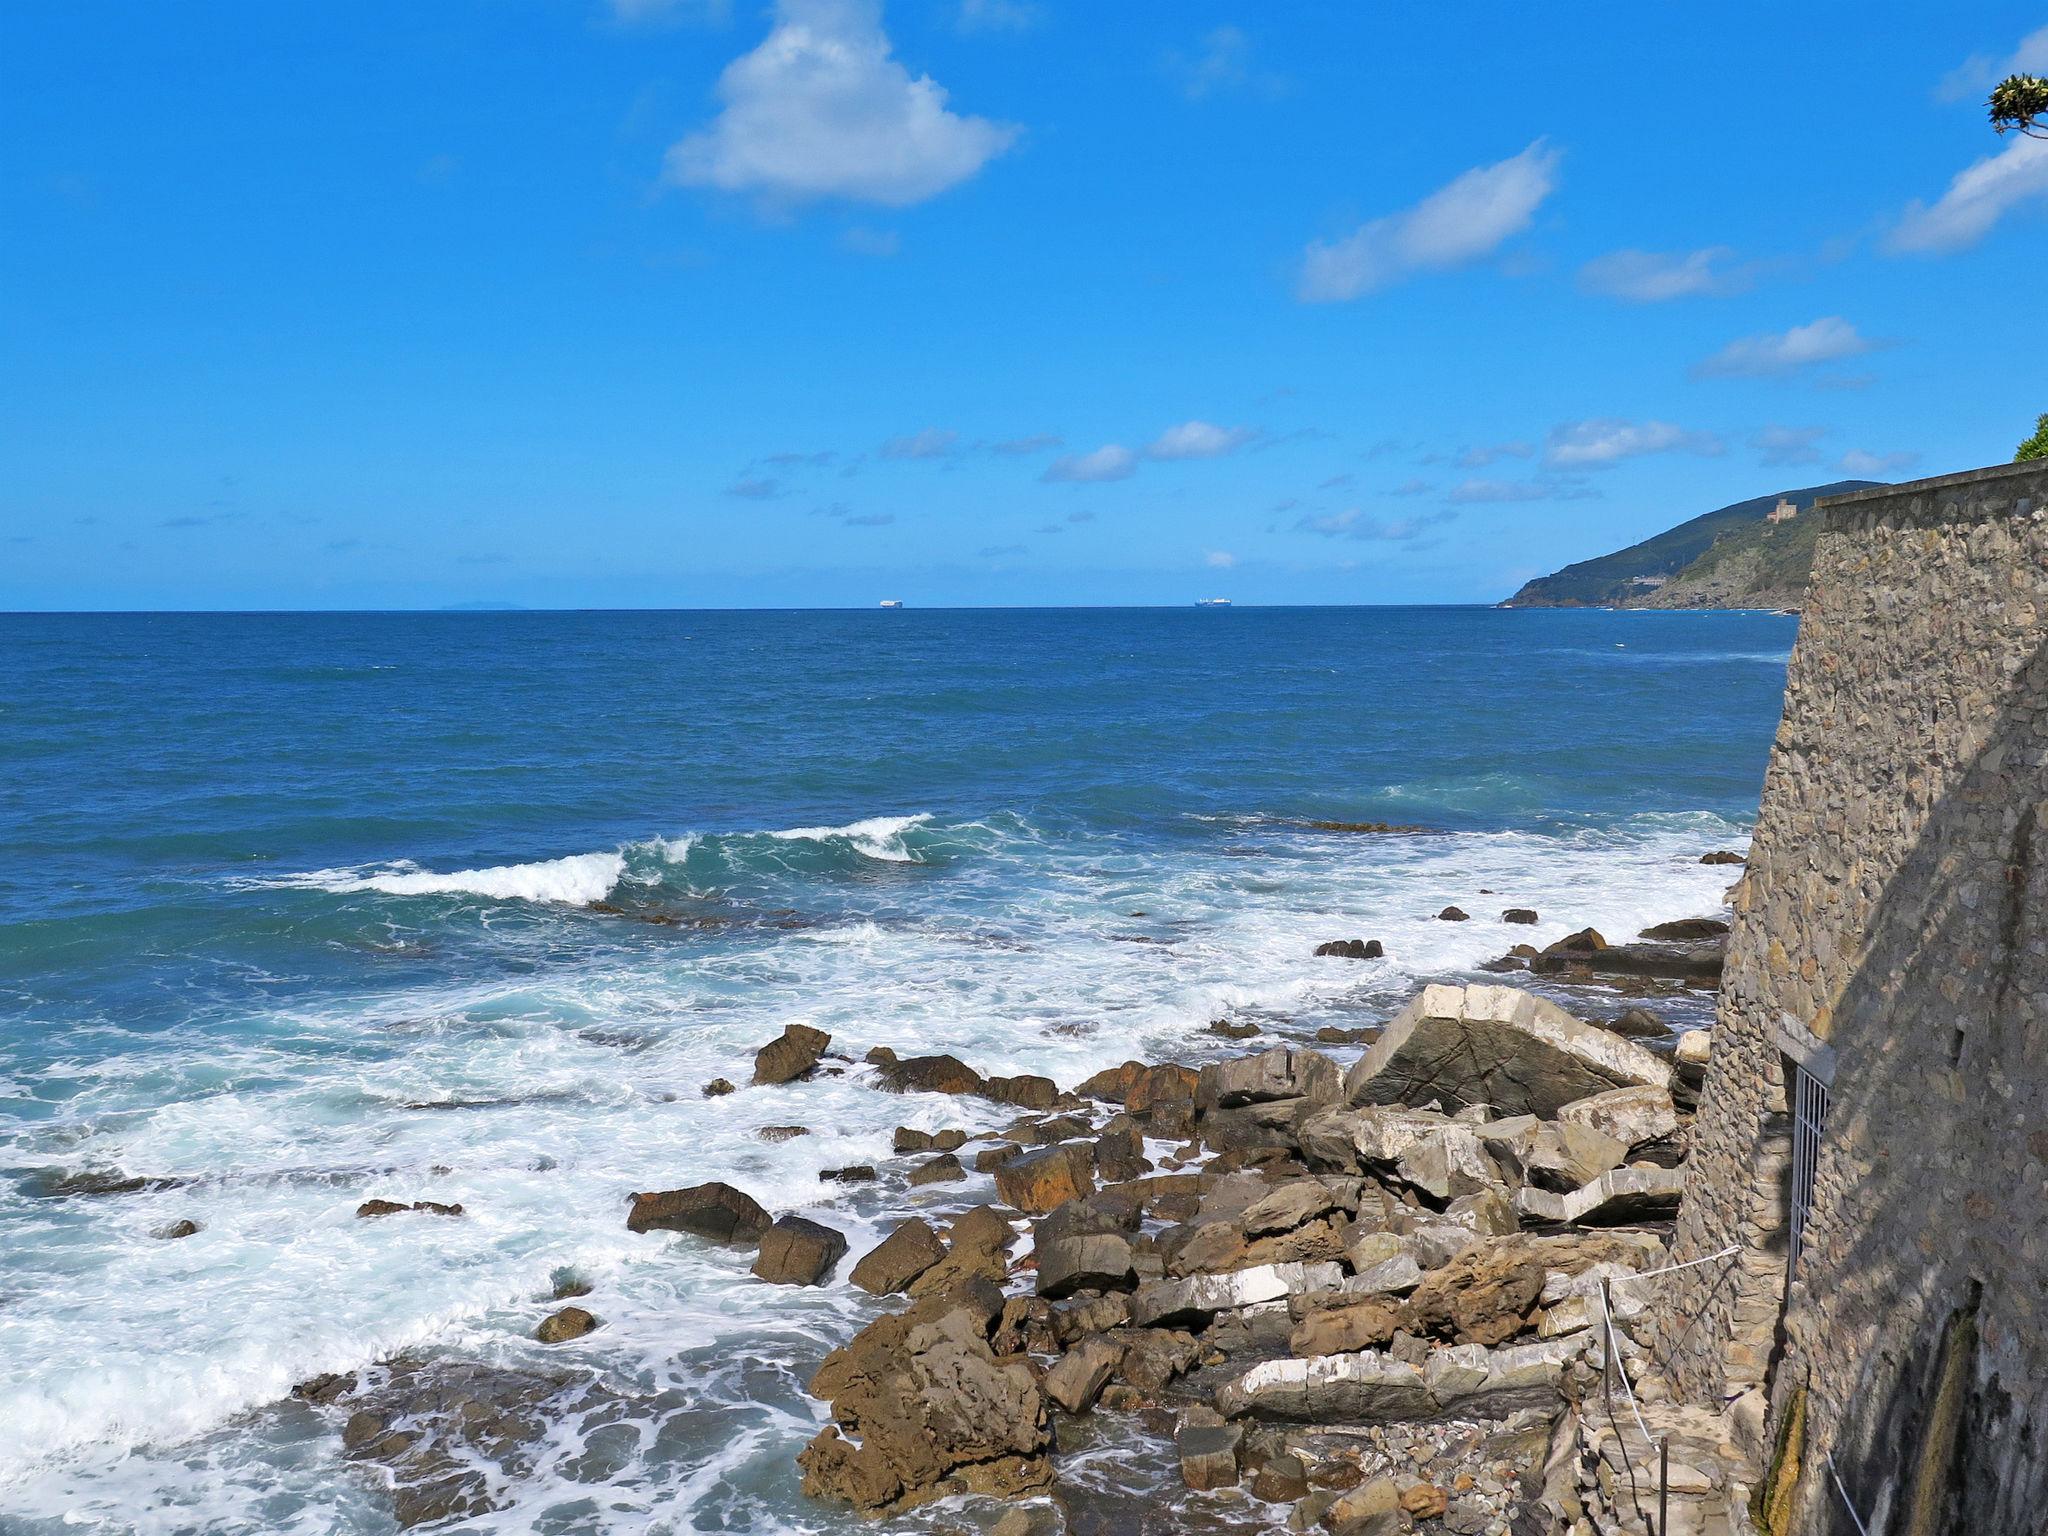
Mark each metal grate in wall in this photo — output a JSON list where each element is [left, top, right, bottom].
[[1789, 1061, 1830, 1279]]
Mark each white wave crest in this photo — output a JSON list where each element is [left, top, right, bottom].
[[282, 852, 626, 905], [765, 813, 932, 862]]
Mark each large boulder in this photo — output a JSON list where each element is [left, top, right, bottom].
[[1514, 1165, 1685, 1227], [1042, 1335, 1124, 1414], [1035, 1232, 1136, 1299], [626, 1183, 771, 1244], [994, 1143, 1095, 1215], [798, 1288, 1052, 1513], [1215, 1336, 1588, 1422], [1343, 984, 1671, 1119], [879, 1054, 988, 1096], [984, 1074, 1058, 1110], [1129, 1261, 1343, 1328], [1554, 1085, 1679, 1152], [1198, 1045, 1341, 1110], [850, 1219, 947, 1296], [753, 1024, 830, 1085], [752, 1215, 848, 1285]]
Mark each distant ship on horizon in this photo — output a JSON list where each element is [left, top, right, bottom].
[[879, 599, 904, 609], [1196, 597, 1231, 607]]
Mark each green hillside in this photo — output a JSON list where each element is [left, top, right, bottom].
[[1502, 480, 1879, 608]]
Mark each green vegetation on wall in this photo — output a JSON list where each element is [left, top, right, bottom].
[[2018, 414, 2048, 463]]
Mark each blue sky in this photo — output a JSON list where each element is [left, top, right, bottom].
[[4, 2, 2046, 610]]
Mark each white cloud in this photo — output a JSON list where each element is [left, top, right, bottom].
[[1752, 425, 1827, 467], [1042, 445, 1137, 483], [1936, 25, 2048, 102], [1692, 317, 1881, 379], [1297, 140, 1561, 302], [880, 427, 958, 459], [1578, 246, 1751, 302], [1205, 550, 1237, 568], [1544, 419, 1724, 467], [1840, 448, 1920, 477], [955, 0, 1039, 33], [1147, 420, 1257, 460], [1165, 26, 1282, 101], [1456, 440, 1534, 468], [665, 0, 1020, 208], [1446, 477, 1600, 504], [1295, 508, 1456, 541], [1889, 134, 2048, 254]]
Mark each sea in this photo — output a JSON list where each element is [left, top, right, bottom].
[[0, 606, 1794, 1534]]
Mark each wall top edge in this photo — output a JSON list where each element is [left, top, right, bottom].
[[1815, 458, 2048, 510]]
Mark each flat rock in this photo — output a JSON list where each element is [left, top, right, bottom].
[[626, 1182, 771, 1244], [1556, 1084, 1679, 1151], [753, 1024, 830, 1085], [1343, 983, 1671, 1119], [1177, 1422, 1244, 1490], [751, 1215, 848, 1285], [1129, 1260, 1343, 1328], [1215, 1334, 1588, 1422], [1036, 1231, 1136, 1299], [1514, 1164, 1685, 1227]]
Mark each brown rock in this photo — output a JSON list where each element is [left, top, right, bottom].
[[626, 1182, 770, 1244], [751, 1215, 848, 1286], [753, 1024, 830, 1085], [1401, 1483, 1448, 1518], [985, 1074, 1058, 1110], [1501, 908, 1540, 925], [1699, 849, 1745, 865], [356, 1199, 464, 1219], [1402, 1241, 1551, 1346], [1438, 906, 1470, 922], [907, 1153, 966, 1187], [878, 1054, 986, 1097], [850, 1218, 947, 1296], [535, 1306, 598, 1344], [1042, 1334, 1124, 1414], [1289, 1298, 1401, 1357], [701, 1078, 735, 1097], [153, 1219, 201, 1240], [1176, 1421, 1243, 1491], [758, 1124, 809, 1142], [994, 1143, 1095, 1215], [820, 1165, 877, 1183]]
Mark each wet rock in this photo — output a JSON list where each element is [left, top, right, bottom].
[[995, 1143, 1095, 1215], [153, 1219, 201, 1240], [549, 1270, 591, 1300], [356, 1199, 463, 1219], [1177, 1421, 1244, 1490], [851, 1218, 947, 1296], [1043, 1334, 1124, 1414], [758, 1124, 810, 1142], [535, 1306, 598, 1343], [1438, 906, 1470, 922], [1699, 849, 1745, 865], [798, 1284, 1052, 1513], [879, 1054, 987, 1097], [626, 1182, 771, 1244], [701, 1079, 736, 1098], [292, 1371, 357, 1405], [27, 1168, 186, 1199], [893, 1126, 967, 1154], [753, 1024, 831, 1085], [1501, 909, 1539, 925], [1198, 1045, 1341, 1110], [1315, 1025, 1376, 1045], [820, 1165, 877, 1183], [1315, 939, 1384, 960], [1075, 1060, 1197, 1113], [1210, 1019, 1262, 1040], [1093, 1119, 1152, 1183], [752, 1215, 848, 1286], [1036, 1232, 1136, 1299], [1251, 1450, 1310, 1502], [908, 1153, 966, 1187], [1344, 983, 1671, 1119], [1639, 916, 1729, 941], [985, 1074, 1059, 1111], [1119, 1329, 1203, 1393], [1604, 1007, 1669, 1040]]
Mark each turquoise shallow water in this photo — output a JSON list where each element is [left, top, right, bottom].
[[0, 607, 1791, 1533]]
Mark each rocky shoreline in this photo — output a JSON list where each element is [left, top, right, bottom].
[[260, 875, 1742, 1533]]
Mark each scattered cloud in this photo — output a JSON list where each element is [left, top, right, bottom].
[[726, 475, 786, 500], [1446, 477, 1600, 504], [955, 0, 1039, 33], [1692, 317, 1882, 380], [1164, 26, 1284, 101], [1297, 140, 1561, 303], [1577, 246, 1752, 302], [841, 511, 896, 525], [1066, 509, 1095, 523], [1935, 24, 2048, 102], [880, 427, 959, 460], [664, 0, 1020, 208], [988, 433, 1063, 456], [756, 448, 836, 468], [1752, 425, 1828, 467], [1318, 473, 1355, 491], [1042, 444, 1138, 483], [1294, 508, 1457, 541], [609, 0, 730, 25], [978, 542, 1028, 558], [1840, 448, 1920, 477], [1456, 441, 1534, 469], [1205, 550, 1237, 568], [840, 225, 901, 256], [1544, 419, 1724, 468], [1389, 478, 1433, 497], [1889, 135, 2048, 254], [1147, 420, 1258, 460]]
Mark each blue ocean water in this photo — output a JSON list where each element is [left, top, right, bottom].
[[0, 607, 1791, 1533]]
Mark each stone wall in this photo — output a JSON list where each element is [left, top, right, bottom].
[[1655, 460, 2048, 1534]]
